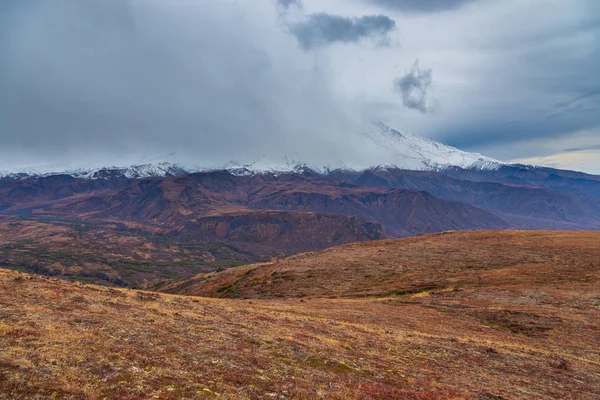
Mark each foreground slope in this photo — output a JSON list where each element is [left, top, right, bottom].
[[2, 248, 600, 399], [152, 230, 600, 299]]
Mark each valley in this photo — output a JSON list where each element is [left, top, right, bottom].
[[0, 217, 260, 286], [2, 158, 600, 287]]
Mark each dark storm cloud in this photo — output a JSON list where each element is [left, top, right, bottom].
[[555, 89, 600, 109], [437, 104, 600, 159], [547, 89, 600, 120], [564, 144, 600, 153], [393, 61, 432, 113], [436, 69, 600, 153], [412, 0, 600, 162], [290, 13, 396, 50], [365, 0, 477, 13], [277, 0, 302, 9]]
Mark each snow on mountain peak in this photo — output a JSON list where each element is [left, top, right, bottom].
[[220, 123, 504, 175], [0, 122, 505, 179], [363, 122, 503, 171]]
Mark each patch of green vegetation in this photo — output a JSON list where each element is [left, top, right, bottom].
[[179, 243, 226, 252], [388, 286, 438, 297], [13, 239, 34, 247], [248, 277, 261, 287], [238, 268, 257, 278], [216, 284, 237, 294], [346, 218, 358, 230], [305, 357, 352, 372], [206, 261, 247, 268], [305, 356, 327, 367], [150, 235, 174, 246], [69, 276, 97, 285], [280, 273, 296, 282], [74, 221, 99, 236], [110, 260, 155, 276], [157, 271, 182, 280]]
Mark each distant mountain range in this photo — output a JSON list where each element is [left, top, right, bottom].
[[0, 123, 504, 179], [2, 122, 600, 272]]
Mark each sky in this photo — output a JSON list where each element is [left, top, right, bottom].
[[1, 0, 599, 173]]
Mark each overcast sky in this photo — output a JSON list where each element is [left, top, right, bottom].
[[1, 0, 599, 173]]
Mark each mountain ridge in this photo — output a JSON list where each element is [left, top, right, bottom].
[[0, 122, 506, 179], [1, 122, 600, 287]]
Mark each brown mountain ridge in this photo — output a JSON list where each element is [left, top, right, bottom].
[[2, 168, 600, 285]]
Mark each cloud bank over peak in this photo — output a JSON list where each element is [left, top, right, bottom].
[[289, 13, 396, 50], [364, 0, 478, 14], [0, 0, 599, 174], [0, 0, 386, 170], [277, 0, 303, 10]]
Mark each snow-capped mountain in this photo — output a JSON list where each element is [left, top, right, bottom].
[[0, 162, 188, 180], [79, 162, 189, 180], [364, 123, 503, 171], [0, 123, 505, 179], [212, 122, 504, 174]]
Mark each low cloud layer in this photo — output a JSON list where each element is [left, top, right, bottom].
[[290, 13, 396, 50], [0, 0, 380, 170], [393, 61, 433, 113], [365, 0, 477, 13], [0, 0, 599, 174]]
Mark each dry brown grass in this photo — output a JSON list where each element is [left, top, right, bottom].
[[1, 231, 599, 399], [152, 230, 600, 299]]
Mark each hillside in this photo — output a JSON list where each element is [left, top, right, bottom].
[[2, 231, 600, 399], [332, 168, 600, 229], [0, 216, 269, 287], [151, 230, 600, 299]]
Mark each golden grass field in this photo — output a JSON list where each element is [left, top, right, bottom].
[[1, 231, 599, 399]]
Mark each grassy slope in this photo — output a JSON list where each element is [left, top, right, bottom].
[[1, 231, 600, 398], [151, 230, 600, 299]]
